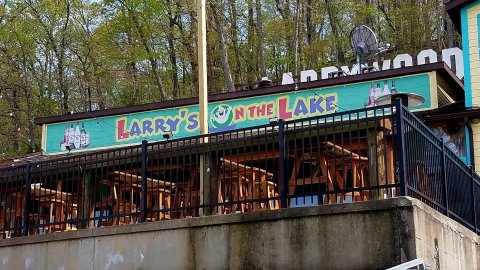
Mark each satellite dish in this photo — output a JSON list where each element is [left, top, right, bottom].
[[350, 25, 379, 74]]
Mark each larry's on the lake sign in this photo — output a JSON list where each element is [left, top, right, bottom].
[[43, 73, 431, 154], [115, 93, 337, 142]]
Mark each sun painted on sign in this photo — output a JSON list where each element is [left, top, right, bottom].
[[43, 74, 431, 154]]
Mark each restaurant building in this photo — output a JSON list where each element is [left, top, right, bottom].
[[0, 1, 478, 269]]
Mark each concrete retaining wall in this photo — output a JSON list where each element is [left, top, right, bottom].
[[0, 197, 477, 270]]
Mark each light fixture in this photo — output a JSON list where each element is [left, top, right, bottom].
[[269, 117, 279, 125], [375, 93, 425, 108], [258, 77, 272, 88], [65, 144, 73, 152], [163, 131, 173, 140]]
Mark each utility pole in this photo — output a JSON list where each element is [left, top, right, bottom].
[[197, 0, 209, 215]]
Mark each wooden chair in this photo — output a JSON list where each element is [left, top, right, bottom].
[[146, 188, 171, 220], [117, 202, 138, 225], [290, 142, 371, 204], [176, 187, 199, 218], [173, 167, 199, 218], [340, 157, 369, 202], [218, 176, 246, 214], [246, 178, 278, 211], [218, 158, 278, 213]]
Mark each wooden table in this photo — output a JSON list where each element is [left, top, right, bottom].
[[110, 171, 174, 223], [5, 187, 77, 234], [38, 198, 77, 233], [218, 158, 278, 214], [288, 140, 372, 204]]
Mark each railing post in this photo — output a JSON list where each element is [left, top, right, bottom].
[[22, 161, 32, 236], [395, 99, 407, 196], [441, 142, 450, 217], [140, 140, 148, 223], [279, 119, 288, 208], [470, 165, 477, 229]]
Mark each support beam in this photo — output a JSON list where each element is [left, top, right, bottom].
[[197, 0, 209, 216], [367, 128, 386, 199]]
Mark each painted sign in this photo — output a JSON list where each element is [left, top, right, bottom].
[[44, 74, 432, 154], [282, 47, 464, 85]]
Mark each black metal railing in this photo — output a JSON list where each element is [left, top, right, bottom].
[[399, 105, 479, 233], [0, 100, 478, 238]]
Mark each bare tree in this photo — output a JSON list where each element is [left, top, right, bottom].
[[256, 0, 266, 77], [209, 0, 235, 92]]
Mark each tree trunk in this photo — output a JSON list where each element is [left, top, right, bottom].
[[23, 86, 36, 151], [306, 0, 313, 45], [127, 33, 139, 105], [178, 11, 198, 96], [365, 0, 374, 29], [293, 0, 301, 76], [126, 7, 167, 100], [446, 12, 454, 48], [92, 64, 105, 110], [275, 0, 291, 20], [210, 0, 235, 92], [59, 2, 70, 113], [325, 0, 345, 64], [168, 16, 180, 99], [256, 0, 266, 77], [247, 0, 257, 84], [229, 0, 243, 83], [275, 0, 294, 71], [58, 55, 68, 113], [11, 88, 20, 152]]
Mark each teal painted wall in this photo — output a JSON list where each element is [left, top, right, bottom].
[[45, 74, 431, 154]]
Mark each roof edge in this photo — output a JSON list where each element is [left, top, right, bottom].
[[446, 0, 475, 31], [34, 62, 463, 125]]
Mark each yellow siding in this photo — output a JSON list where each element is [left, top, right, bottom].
[[41, 124, 47, 152], [467, 6, 480, 172], [472, 123, 480, 173], [468, 5, 480, 107], [428, 72, 438, 108]]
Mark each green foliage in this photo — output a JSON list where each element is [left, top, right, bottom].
[[0, 0, 459, 158]]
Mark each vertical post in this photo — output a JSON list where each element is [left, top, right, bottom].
[[80, 170, 94, 229], [197, 0, 208, 135], [141, 140, 148, 222], [470, 166, 477, 229], [395, 99, 407, 196], [278, 119, 288, 208], [367, 128, 386, 199], [22, 161, 32, 236], [441, 142, 450, 217], [197, 0, 208, 216], [203, 153, 212, 216]]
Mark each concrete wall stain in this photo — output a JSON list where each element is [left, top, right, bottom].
[[105, 251, 124, 270], [0, 198, 476, 270]]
